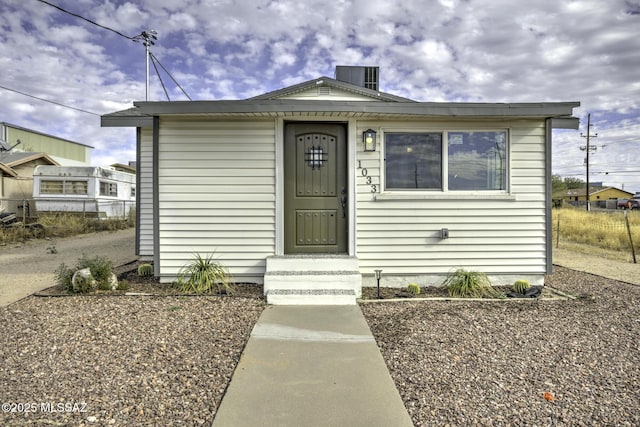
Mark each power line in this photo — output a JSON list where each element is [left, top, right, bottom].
[[150, 55, 171, 101], [0, 84, 100, 116], [150, 53, 192, 101], [35, 0, 136, 40], [33, 0, 192, 101]]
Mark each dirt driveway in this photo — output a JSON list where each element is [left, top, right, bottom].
[[553, 247, 640, 285], [0, 228, 135, 306]]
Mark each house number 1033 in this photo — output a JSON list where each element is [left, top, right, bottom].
[[358, 161, 377, 193]]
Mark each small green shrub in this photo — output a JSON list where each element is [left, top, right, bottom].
[[117, 280, 129, 291], [55, 262, 75, 292], [77, 255, 113, 286], [176, 253, 232, 295], [441, 268, 500, 298], [55, 254, 114, 293], [406, 283, 421, 295], [137, 263, 154, 277], [513, 279, 531, 294]]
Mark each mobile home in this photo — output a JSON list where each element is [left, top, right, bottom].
[[33, 165, 135, 218]]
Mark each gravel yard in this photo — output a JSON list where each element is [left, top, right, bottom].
[[362, 267, 640, 426], [0, 295, 264, 426], [1, 229, 639, 426]]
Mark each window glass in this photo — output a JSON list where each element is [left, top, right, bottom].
[[40, 180, 63, 194], [99, 181, 118, 197], [385, 133, 442, 190], [65, 181, 88, 194], [448, 131, 507, 191], [40, 180, 87, 194]]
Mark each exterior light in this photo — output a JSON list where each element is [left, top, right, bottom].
[[363, 129, 377, 152], [374, 269, 383, 299]]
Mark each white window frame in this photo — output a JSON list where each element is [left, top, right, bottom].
[[40, 179, 89, 195], [99, 181, 118, 197], [379, 127, 511, 199]]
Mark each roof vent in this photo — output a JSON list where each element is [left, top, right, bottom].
[[335, 66, 379, 91], [317, 86, 331, 96]]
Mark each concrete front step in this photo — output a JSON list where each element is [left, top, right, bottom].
[[264, 255, 362, 305], [265, 255, 359, 272], [266, 289, 357, 305]]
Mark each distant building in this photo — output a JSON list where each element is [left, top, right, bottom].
[[0, 151, 58, 216], [1, 122, 93, 166], [1, 122, 93, 216], [558, 186, 633, 205]]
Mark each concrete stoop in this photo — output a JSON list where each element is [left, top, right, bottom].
[[264, 255, 362, 305]]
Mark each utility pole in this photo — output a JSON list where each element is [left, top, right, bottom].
[[133, 30, 157, 101], [580, 113, 598, 211]]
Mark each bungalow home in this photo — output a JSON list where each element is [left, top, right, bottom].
[[0, 151, 59, 216], [560, 186, 633, 206], [102, 66, 579, 304]]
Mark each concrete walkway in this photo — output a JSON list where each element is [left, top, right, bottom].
[[212, 305, 414, 427]]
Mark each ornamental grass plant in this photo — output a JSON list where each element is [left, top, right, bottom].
[[176, 253, 232, 295], [441, 268, 501, 298]]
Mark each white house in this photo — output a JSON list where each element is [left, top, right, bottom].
[[102, 66, 579, 304]]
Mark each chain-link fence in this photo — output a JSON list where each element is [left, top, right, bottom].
[[552, 209, 638, 263], [1, 198, 135, 220]]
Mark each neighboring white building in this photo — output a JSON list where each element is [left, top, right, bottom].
[[102, 66, 579, 303]]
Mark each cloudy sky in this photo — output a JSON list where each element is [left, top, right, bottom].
[[1, 0, 639, 192]]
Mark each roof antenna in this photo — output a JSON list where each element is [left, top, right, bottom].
[[0, 138, 21, 152], [0, 139, 21, 164]]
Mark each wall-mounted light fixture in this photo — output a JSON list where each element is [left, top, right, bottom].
[[363, 129, 377, 152]]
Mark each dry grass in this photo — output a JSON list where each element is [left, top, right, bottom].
[[0, 211, 135, 243], [0, 227, 28, 245], [553, 207, 640, 255]]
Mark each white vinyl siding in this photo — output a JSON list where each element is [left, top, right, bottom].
[[157, 118, 276, 281], [355, 119, 548, 280], [138, 128, 154, 257]]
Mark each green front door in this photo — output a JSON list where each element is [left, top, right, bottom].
[[284, 123, 348, 253]]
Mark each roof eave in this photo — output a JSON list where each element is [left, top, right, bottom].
[[131, 100, 581, 117], [0, 163, 18, 177], [5, 152, 59, 167]]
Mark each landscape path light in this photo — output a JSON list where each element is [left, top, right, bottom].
[[374, 269, 383, 299]]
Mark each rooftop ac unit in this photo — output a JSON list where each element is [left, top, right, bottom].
[[335, 66, 379, 91]]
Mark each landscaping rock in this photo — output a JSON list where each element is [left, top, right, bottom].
[[71, 268, 96, 293], [106, 273, 118, 291]]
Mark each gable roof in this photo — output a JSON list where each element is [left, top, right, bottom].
[[0, 163, 17, 177], [101, 75, 580, 129], [248, 76, 416, 102], [0, 151, 59, 168], [561, 186, 633, 198]]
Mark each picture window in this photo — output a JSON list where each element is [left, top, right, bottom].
[[384, 130, 508, 192]]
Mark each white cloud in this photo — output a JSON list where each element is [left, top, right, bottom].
[[0, 0, 639, 189]]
